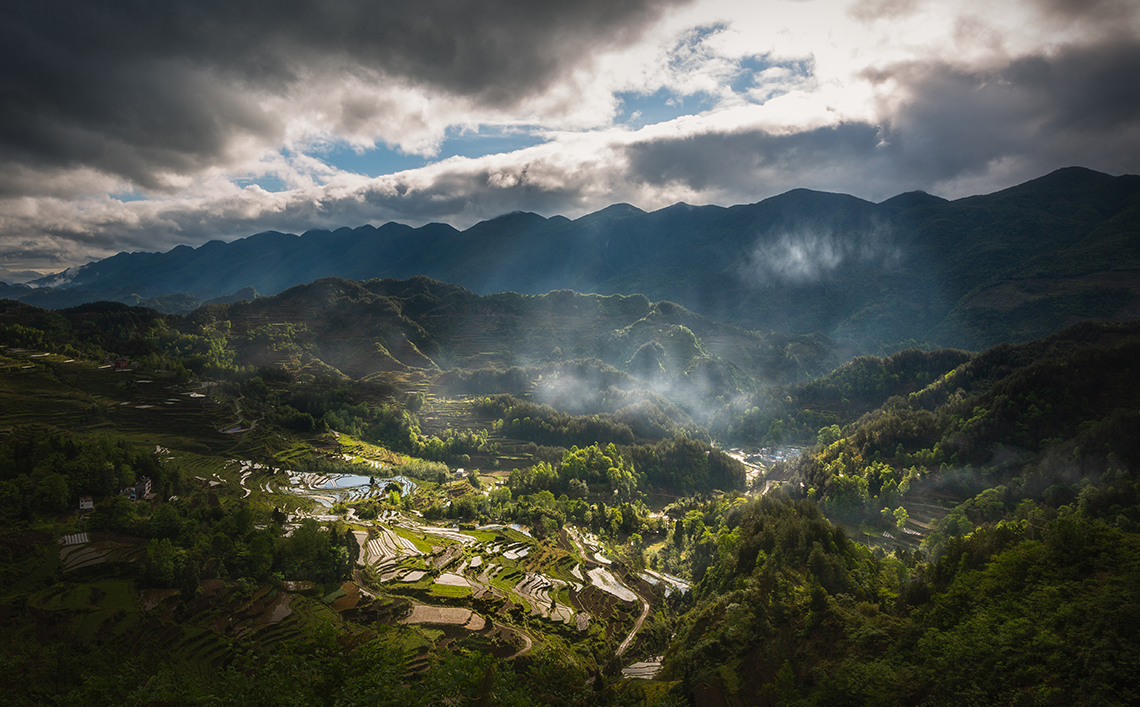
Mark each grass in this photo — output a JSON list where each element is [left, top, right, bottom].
[[501, 528, 532, 544], [274, 443, 313, 464], [93, 579, 137, 610], [416, 627, 445, 643], [337, 434, 406, 465], [322, 586, 348, 604], [428, 584, 472, 599], [390, 526, 439, 554], [460, 529, 498, 543]]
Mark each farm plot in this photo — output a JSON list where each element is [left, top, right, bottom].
[[587, 567, 638, 603], [404, 520, 641, 635], [639, 569, 690, 597], [263, 470, 417, 510], [336, 434, 406, 467], [512, 572, 576, 624], [416, 524, 478, 545], [355, 525, 426, 581], [565, 527, 613, 565], [435, 572, 470, 587], [622, 657, 663, 680], [401, 604, 486, 629], [501, 542, 530, 560], [59, 535, 144, 573], [351, 516, 593, 628], [233, 459, 645, 646]]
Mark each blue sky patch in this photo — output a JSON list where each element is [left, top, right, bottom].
[[616, 88, 719, 128], [439, 127, 547, 161], [234, 175, 290, 193], [731, 55, 777, 93], [318, 126, 548, 178], [111, 189, 148, 203], [321, 143, 429, 178]]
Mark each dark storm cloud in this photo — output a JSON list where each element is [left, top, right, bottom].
[[1030, 0, 1138, 25], [624, 123, 884, 191], [619, 37, 1140, 198], [1005, 41, 1140, 133], [0, 0, 687, 195], [874, 38, 1140, 180], [0, 239, 75, 266]]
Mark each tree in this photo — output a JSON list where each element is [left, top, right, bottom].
[[609, 508, 623, 537], [36, 473, 70, 513], [150, 503, 183, 539], [569, 478, 589, 498], [767, 419, 786, 446], [145, 538, 181, 587], [817, 424, 842, 447]]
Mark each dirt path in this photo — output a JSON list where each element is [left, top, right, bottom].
[[494, 621, 534, 657], [616, 592, 651, 657], [565, 527, 588, 559], [221, 394, 259, 435]]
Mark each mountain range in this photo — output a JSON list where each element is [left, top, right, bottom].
[[4, 166, 1139, 352], [3, 180, 1140, 705]]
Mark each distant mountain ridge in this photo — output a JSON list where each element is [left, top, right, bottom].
[[0, 265, 43, 284], [13, 166, 1140, 351]]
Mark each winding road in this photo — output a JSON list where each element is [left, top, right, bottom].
[[616, 591, 651, 656], [221, 394, 259, 434]]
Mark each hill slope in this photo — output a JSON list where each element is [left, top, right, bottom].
[[17, 167, 1140, 352]]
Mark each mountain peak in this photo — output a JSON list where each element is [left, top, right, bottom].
[[879, 190, 949, 209], [597, 203, 646, 215]]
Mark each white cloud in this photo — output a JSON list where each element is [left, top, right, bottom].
[[1, 0, 1138, 271]]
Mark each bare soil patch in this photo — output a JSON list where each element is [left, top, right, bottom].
[[400, 604, 483, 627]]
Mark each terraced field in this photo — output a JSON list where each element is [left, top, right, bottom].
[[323, 496, 651, 654], [11, 573, 366, 672], [140, 436, 656, 661], [0, 346, 658, 672], [416, 396, 566, 472], [59, 533, 145, 572]]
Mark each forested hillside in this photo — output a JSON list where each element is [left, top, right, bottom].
[[1, 278, 1138, 706], [784, 322, 1140, 550], [660, 493, 1140, 705], [10, 167, 1140, 353]]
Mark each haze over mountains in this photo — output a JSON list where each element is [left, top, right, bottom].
[[5, 166, 1139, 352]]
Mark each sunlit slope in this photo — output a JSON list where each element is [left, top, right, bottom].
[[188, 276, 840, 400], [783, 320, 1140, 550]]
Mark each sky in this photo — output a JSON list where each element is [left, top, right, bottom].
[[1, 0, 1139, 275]]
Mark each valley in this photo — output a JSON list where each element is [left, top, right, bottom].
[[0, 340, 690, 700], [2, 277, 1139, 706], [3, 0, 1140, 698]]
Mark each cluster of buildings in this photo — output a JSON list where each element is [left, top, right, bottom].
[[76, 475, 153, 512]]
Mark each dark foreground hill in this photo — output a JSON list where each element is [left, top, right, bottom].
[[653, 320, 1140, 705], [16, 166, 1140, 352]]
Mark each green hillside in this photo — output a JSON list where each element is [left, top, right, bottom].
[[658, 492, 1140, 706], [16, 167, 1140, 354], [1, 280, 1138, 706]]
